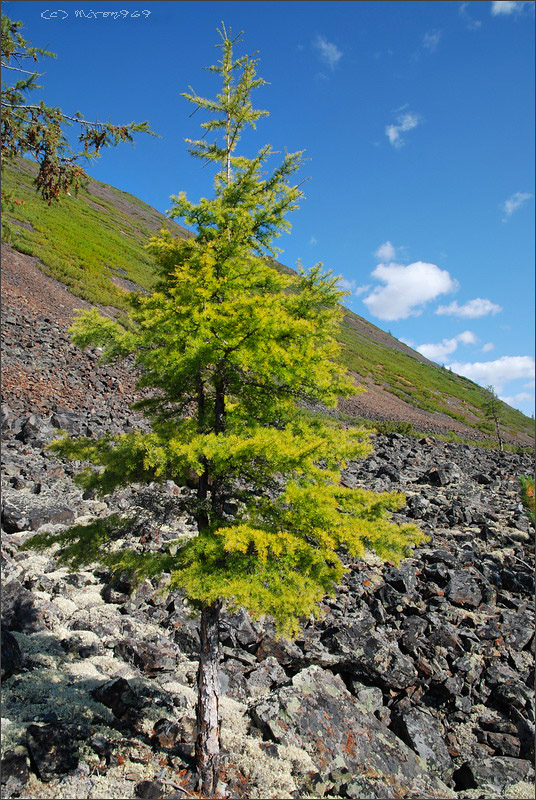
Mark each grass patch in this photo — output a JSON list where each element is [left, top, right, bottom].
[[337, 312, 533, 441], [1, 158, 184, 309]]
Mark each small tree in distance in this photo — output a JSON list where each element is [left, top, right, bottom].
[[23, 27, 426, 796], [484, 385, 505, 451]]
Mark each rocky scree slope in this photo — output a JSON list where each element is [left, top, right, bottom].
[[1, 243, 535, 799], [1, 409, 535, 800]]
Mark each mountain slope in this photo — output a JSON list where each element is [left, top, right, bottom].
[[2, 158, 533, 446]]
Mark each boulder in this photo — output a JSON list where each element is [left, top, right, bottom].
[[1, 629, 23, 679], [393, 708, 453, 781], [26, 721, 89, 781], [0, 748, 30, 796], [250, 665, 455, 799], [445, 570, 482, 608], [91, 677, 143, 719], [453, 756, 534, 794]]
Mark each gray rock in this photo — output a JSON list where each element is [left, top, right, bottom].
[[0, 748, 30, 796], [245, 656, 287, 698], [454, 756, 534, 794], [445, 570, 482, 608], [250, 665, 455, 799], [394, 708, 453, 781], [113, 637, 177, 675], [26, 721, 89, 781], [1, 629, 23, 679]]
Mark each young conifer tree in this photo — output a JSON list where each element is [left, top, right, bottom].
[[24, 27, 426, 796], [484, 385, 505, 452]]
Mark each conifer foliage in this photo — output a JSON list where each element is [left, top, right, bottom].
[[484, 385, 505, 452], [24, 27, 425, 796]]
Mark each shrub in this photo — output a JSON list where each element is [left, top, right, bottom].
[[519, 476, 535, 524]]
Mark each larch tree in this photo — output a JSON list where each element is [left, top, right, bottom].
[[23, 27, 426, 797], [484, 385, 505, 452]]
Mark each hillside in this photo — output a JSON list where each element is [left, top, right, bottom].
[[2, 157, 533, 447]]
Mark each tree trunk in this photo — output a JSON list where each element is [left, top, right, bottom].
[[196, 599, 222, 797], [495, 419, 504, 452]]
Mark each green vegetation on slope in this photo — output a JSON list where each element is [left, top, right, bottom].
[[338, 310, 532, 439], [1, 159, 185, 309], [2, 158, 533, 445], [519, 476, 535, 523]]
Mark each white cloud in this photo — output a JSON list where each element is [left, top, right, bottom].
[[436, 297, 502, 318], [457, 330, 478, 345], [499, 391, 532, 407], [338, 278, 372, 298], [447, 355, 535, 392], [416, 330, 477, 362], [502, 191, 533, 221], [338, 277, 357, 294], [385, 111, 421, 148], [422, 30, 441, 52], [491, 1, 531, 15], [482, 342, 495, 352], [459, 2, 482, 29], [399, 336, 414, 347], [374, 241, 397, 261], [313, 35, 342, 70], [309, 236, 318, 246], [362, 261, 458, 321]]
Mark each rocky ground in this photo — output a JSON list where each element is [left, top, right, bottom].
[[2, 404, 534, 799], [1, 246, 535, 799]]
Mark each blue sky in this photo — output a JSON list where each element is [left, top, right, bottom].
[[6, 0, 535, 416]]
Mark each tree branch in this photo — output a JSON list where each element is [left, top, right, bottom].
[[0, 63, 44, 75], [0, 102, 114, 128]]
